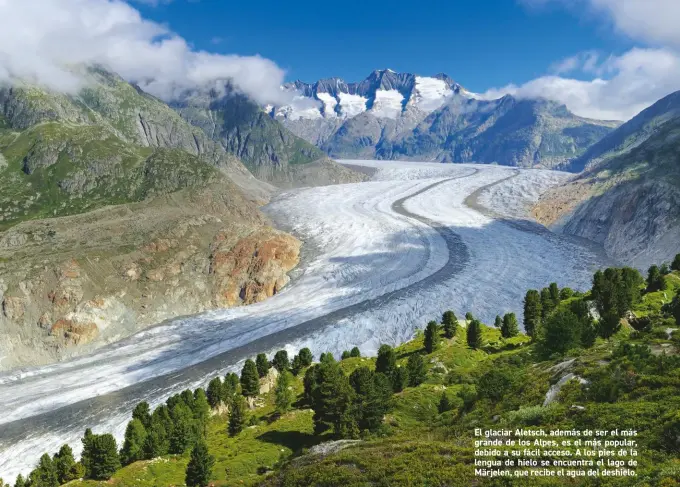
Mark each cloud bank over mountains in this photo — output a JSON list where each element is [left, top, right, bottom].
[[0, 0, 288, 105], [493, 0, 680, 120]]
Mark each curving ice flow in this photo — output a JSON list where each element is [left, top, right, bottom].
[[0, 162, 613, 479]]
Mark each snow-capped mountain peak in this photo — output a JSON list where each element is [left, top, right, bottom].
[[273, 69, 478, 122]]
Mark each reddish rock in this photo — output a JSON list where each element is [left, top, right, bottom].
[[49, 319, 99, 346]]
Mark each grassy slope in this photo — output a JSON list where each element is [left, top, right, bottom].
[[58, 272, 680, 487]]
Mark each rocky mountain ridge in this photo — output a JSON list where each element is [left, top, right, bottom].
[[270, 69, 620, 169], [0, 66, 362, 370], [533, 90, 680, 269]]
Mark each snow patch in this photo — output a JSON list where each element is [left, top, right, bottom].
[[316, 93, 338, 118], [338, 92, 368, 118], [412, 76, 453, 112], [370, 89, 404, 119]]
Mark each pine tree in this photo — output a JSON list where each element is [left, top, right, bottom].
[[291, 354, 304, 376], [442, 310, 458, 338], [672, 253, 680, 272], [169, 402, 195, 454], [523, 289, 542, 339], [143, 423, 168, 459], [494, 315, 502, 329], [310, 357, 355, 437], [88, 434, 121, 480], [501, 313, 519, 338], [120, 418, 147, 465], [303, 365, 319, 405], [222, 372, 240, 401], [275, 371, 294, 414], [240, 359, 260, 397], [539, 309, 583, 355], [406, 353, 427, 387], [540, 287, 555, 319], [466, 319, 483, 349], [465, 312, 474, 322], [207, 377, 223, 409], [54, 444, 78, 484], [549, 282, 560, 307], [438, 392, 452, 414], [228, 396, 248, 437], [192, 388, 211, 435], [647, 265, 666, 292], [424, 321, 439, 353], [81, 428, 94, 478], [13, 475, 25, 487], [256, 353, 270, 378], [132, 401, 152, 429], [341, 350, 351, 360], [392, 366, 409, 393], [375, 344, 397, 378], [350, 346, 361, 358], [349, 368, 392, 432], [33, 453, 58, 487], [272, 350, 290, 372], [185, 441, 215, 487], [181, 389, 196, 410], [298, 347, 314, 367]]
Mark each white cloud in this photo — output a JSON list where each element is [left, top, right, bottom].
[[0, 0, 288, 105], [521, 0, 680, 47], [483, 48, 680, 120], [498, 0, 680, 120]]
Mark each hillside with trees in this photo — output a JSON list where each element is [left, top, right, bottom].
[[4, 257, 680, 487]]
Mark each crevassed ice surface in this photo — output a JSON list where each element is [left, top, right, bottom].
[[0, 161, 613, 479]]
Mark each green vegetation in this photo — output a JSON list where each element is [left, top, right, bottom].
[[12, 264, 680, 487]]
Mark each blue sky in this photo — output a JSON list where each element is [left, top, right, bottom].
[[134, 0, 635, 91]]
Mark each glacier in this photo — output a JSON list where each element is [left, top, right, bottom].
[[0, 161, 613, 479]]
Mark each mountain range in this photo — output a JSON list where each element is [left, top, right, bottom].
[[533, 89, 680, 268], [270, 69, 621, 169]]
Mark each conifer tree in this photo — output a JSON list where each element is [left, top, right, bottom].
[[549, 282, 560, 307], [275, 371, 294, 415], [350, 346, 361, 358], [143, 423, 168, 459], [256, 353, 270, 378], [501, 313, 519, 338], [375, 344, 397, 379], [185, 441, 215, 487], [669, 294, 680, 326], [54, 444, 78, 484], [298, 347, 314, 367], [438, 392, 452, 414], [291, 354, 304, 376], [466, 319, 483, 349], [120, 418, 147, 466], [341, 350, 351, 360], [672, 253, 680, 272], [240, 359, 260, 398], [442, 310, 458, 338], [206, 377, 223, 409], [424, 321, 439, 353], [523, 289, 542, 338], [272, 350, 290, 372], [33, 454, 58, 487], [192, 388, 211, 435], [310, 357, 355, 437], [222, 372, 240, 401], [494, 315, 502, 329], [349, 367, 392, 432], [88, 434, 120, 480], [169, 403, 195, 454], [81, 429, 95, 477], [180, 389, 196, 410], [13, 475, 25, 487], [392, 366, 409, 393], [465, 312, 474, 321], [540, 287, 555, 319], [647, 265, 666, 292], [406, 353, 427, 387], [228, 396, 248, 437], [132, 401, 152, 430]]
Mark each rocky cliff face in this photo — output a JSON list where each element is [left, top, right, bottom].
[[0, 68, 314, 370], [533, 104, 680, 269], [171, 86, 366, 187], [0, 182, 300, 370]]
